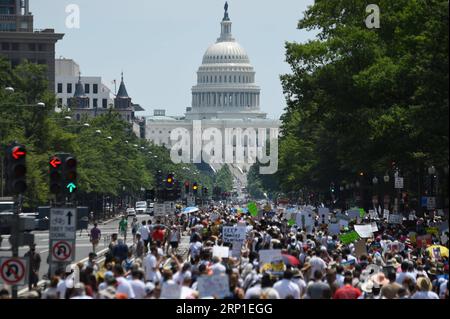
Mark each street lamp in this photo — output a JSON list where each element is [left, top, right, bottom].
[[83, 123, 90, 127], [64, 116, 72, 120], [373, 177, 378, 185], [95, 130, 102, 134], [5, 87, 14, 93], [106, 136, 113, 141], [384, 174, 390, 183], [428, 166, 436, 175], [36, 102, 46, 108]]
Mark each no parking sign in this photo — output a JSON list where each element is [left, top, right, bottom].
[[0, 257, 28, 286]]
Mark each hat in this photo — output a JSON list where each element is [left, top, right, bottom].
[[292, 268, 303, 279], [417, 277, 432, 292], [104, 271, 116, 284], [99, 287, 116, 299], [361, 280, 374, 293], [371, 272, 389, 286], [385, 258, 400, 268]]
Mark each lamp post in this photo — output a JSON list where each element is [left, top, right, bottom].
[[383, 173, 390, 212], [428, 166, 436, 211], [372, 177, 379, 213]]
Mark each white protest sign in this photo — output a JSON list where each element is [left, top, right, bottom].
[[197, 275, 230, 299], [213, 246, 230, 259], [296, 210, 314, 231], [427, 197, 436, 210], [388, 214, 403, 225], [354, 225, 374, 238], [318, 207, 330, 224], [231, 242, 242, 258], [383, 209, 390, 219], [222, 226, 246, 243], [369, 210, 378, 219], [160, 282, 181, 299], [328, 223, 341, 235], [371, 222, 379, 232], [258, 249, 282, 265]]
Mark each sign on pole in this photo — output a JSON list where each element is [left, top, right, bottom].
[[49, 208, 77, 240], [164, 202, 175, 215], [395, 177, 404, 189], [0, 257, 28, 286], [50, 240, 75, 263], [427, 197, 436, 210]]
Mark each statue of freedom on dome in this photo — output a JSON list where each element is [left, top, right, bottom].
[[223, 2, 230, 20]]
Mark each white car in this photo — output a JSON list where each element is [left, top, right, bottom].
[[135, 201, 147, 215], [126, 208, 136, 217]]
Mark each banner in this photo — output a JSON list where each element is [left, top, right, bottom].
[[388, 214, 403, 224], [213, 246, 230, 259], [197, 275, 230, 299], [259, 250, 284, 273], [354, 224, 374, 238]]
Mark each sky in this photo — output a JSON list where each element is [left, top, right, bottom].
[[32, 0, 315, 119]]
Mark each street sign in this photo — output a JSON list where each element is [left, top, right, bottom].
[[49, 208, 77, 240], [164, 201, 175, 215], [50, 240, 75, 263], [395, 177, 404, 189], [0, 257, 27, 286], [154, 203, 165, 217]]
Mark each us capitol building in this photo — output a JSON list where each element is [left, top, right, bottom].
[[144, 3, 280, 186]]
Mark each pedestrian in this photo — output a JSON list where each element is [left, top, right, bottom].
[[112, 239, 129, 263], [305, 270, 331, 299], [134, 233, 145, 259], [333, 275, 362, 299], [139, 221, 150, 251], [119, 216, 128, 242], [131, 217, 139, 243], [24, 243, 41, 290], [273, 269, 301, 299], [410, 277, 439, 299], [89, 223, 101, 253], [168, 224, 181, 255]]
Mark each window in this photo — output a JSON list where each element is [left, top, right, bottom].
[[11, 43, 19, 51], [57, 83, 63, 93], [102, 98, 107, 108], [28, 43, 36, 51], [38, 44, 46, 51], [93, 98, 98, 108], [37, 59, 46, 65], [1, 42, 10, 50], [84, 84, 90, 94], [93, 84, 98, 94], [67, 83, 72, 94], [57, 98, 63, 107]]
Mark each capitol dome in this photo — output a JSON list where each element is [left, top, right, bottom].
[[186, 2, 266, 121]]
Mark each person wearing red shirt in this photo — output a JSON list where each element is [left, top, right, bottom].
[[334, 275, 362, 299], [152, 225, 165, 246]]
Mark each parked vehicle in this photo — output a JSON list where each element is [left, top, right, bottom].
[[135, 201, 147, 215], [126, 207, 136, 217]]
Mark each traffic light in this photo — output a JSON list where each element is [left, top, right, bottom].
[[203, 187, 208, 197], [184, 181, 190, 194], [49, 155, 63, 194], [5, 143, 27, 194], [166, 173, 175, 189], [192, 182, 198, 196], [63, 156, 77, 194]]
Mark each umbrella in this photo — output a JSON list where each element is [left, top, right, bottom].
[[182, 207, 199, 214], [426, 245, 449, 259], [281, 254, 300, 267]]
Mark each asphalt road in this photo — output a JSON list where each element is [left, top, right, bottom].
[[0, 214, 150, 292]]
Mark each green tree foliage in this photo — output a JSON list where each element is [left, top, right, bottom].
[[0, 58, 211, 208], [214, 165, 233, 192], [251, 0, 448, 197]]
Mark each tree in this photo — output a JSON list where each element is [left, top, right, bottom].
[[214, 165, 233, 192]]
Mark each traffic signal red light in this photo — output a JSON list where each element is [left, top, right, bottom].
[[184, 181, 190, 193], [5, 144, 27, 194], [49, 156, 62, 194]]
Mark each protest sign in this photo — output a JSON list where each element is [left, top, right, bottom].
[[231, 242, 242, 258], [222, 226, 246, 243], [339, 231, 360, 245], [328, 223, 340, 235], [318, 207, 330, 224], [296, 211, 314, 231], [247, 202, 258, 217], [354, 224, 374, 238], [160, 282, 181, 299], [338, 219, 349, 229], [197, 275, 230, 298], [348, 209, 360, 220], [259, 250, 284, 273], [388, 214, 403, 225], [354, 239, 367, 258], [369, 210, 378, 219], [416, 234, 432, 248], [213, 246, 230, 259], [371, 222, 379, 232], [383, 209, 390, 219]]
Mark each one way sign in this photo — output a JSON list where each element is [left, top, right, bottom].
[[50, 208, 77, 240]]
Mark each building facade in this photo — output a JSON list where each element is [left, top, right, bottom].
[[0, 0, 64, 91], [55, 58, 114, 110], [144, 3, 280, 185]]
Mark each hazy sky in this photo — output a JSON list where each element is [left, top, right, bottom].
[[32, 0, 315, 119]]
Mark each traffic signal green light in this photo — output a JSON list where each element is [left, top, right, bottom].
[[5, 143, 27, 194], [64, 157, 77, 194]]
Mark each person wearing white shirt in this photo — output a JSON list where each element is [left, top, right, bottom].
[[129, 269, 147, 299], [273, 270, 301, 299], [114, 269, 136, 299], [309, 253, 327, 281], [143, 247, 159, 283], [139, 221, 150, 246], [410, 277, 439, 299]]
